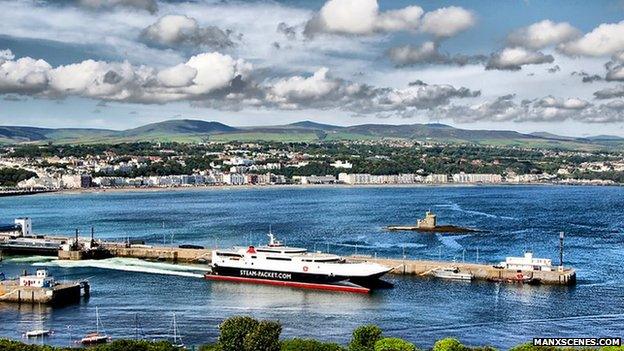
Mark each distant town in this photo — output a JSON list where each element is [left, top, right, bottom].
[[0, 139, 623, 191]]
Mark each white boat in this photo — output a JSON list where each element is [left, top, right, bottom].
[[25, 329, 51, 338], [170, 313, 185, 349], [81, 307, 110, 345], [208, 232, 391, 288], [431, 267, 473, 281]]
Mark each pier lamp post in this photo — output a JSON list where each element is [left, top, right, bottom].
[[559, 231, 564, 271]]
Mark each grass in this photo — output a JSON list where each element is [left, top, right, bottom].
[[209, 132, 320, 142]]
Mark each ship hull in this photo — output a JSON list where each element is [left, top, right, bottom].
[[211, 265, 388, 286]]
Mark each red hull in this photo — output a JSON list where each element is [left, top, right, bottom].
[[204, 274, 370, 294]]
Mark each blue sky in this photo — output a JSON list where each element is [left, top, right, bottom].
[[1, 0, 624, 136]]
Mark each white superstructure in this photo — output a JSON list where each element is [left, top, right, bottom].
[[499, 251, 554, 271]]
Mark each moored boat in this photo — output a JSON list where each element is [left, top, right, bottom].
[[81, 307, 110, 345], [431, 267, 473, 281], [24, 329, 51, 338]]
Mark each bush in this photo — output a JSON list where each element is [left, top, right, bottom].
[[281, 338, 346, 351], [218, 316, 259, 351], [374, 337, 417, 351], [349, 325, 383, 351], [243, 320, 282, 351], [433, 338, 468, 351]]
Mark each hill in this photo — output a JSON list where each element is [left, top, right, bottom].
[[0, 119, 621, 150]]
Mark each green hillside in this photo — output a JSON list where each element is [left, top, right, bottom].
[[0, 119, 621, 150]]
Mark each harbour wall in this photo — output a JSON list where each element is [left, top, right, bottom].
[[57, 245, 575, 285], [348, 256, 576, 285]]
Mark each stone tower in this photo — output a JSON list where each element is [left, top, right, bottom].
[[417, 210, 437, 229]]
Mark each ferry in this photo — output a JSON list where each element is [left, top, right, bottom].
[[206, 233, 391, 292]]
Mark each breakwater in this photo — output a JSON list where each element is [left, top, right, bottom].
[[57, 243, 576, 285]]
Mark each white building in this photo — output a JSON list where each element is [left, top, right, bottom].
[[223, 173, 246, 185], [330, 160, 353, 169], [299, 175, 336, 184], [452, 173, 502, 183], [499, 252, 554, 271], [19, 269, 55, 288], [425, 174, 449, 183], [17, 176, 62, 189]]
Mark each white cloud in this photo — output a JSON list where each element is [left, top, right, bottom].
[[388, 41, 486, 66], [77, 0, 157, 13], [0, 56, 52, 94], [486, 47, 554, 71], [0, 51, 250, 103], [304, 0, 422, 36], [559, 20, 624, 56], [507, 20, 580, 49], [304, 0, 474, 38], [141, 15, 235, 49], [438, 94, 624, 123], [0, 49, 15, 62], [420, 6, 476, 38]]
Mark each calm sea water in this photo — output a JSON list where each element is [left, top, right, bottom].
[[0, 185, 623, 349]]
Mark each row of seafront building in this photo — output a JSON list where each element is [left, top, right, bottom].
[[301, 172, 541, 185]]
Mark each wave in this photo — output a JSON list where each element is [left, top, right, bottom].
[[436, 234, 466, 250], [32, 258, 207, 279], [444, 203, 518, 220], [2, 256, 58, 263]]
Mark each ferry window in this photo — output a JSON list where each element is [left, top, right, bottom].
[[251, 256, 257, 258], [266, 257, 292, 261]]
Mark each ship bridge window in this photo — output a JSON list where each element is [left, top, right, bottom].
[[266, 257, 292, 261], [216, 252, 243, 258]]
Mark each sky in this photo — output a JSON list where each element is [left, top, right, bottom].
[[1, 0, 624, 136]]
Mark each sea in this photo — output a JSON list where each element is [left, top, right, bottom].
[[0, 185, 622, 349]]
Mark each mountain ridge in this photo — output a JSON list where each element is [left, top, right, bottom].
[[0, 119, 621, 150]]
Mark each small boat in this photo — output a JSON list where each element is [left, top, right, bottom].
[[431, 267, 473, 281], [81, 307, 110, 345], [24, 303, 52, 339], [488, 271, 535, 284], [170, 313, 185, 349], [25, 329, 51, 338]]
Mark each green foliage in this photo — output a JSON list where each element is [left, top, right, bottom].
[[433, 338, 469, 351], [348, 325, 383, 351], [281, 338, 346, 351], [243, 320, 282, 351], [0, 167, 37, 187], [508, 343, 594, 351], [374, 337, 417, 351], [218, 316, 259, 351], [199, 343, 223, 351]]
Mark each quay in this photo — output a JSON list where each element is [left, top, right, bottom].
[[58, 244, 576, 285], [348, 256, 576, 285]]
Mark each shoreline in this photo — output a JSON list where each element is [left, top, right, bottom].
[[44, 181, 623, 196]]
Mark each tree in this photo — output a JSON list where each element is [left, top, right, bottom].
[[432, 338, 468, 351], [349, 325, 383, 351], [243, 320, 282, 351], [218, 316, 259, 351], [374, 337, 417, 351], [281, 338, 346, 351]]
